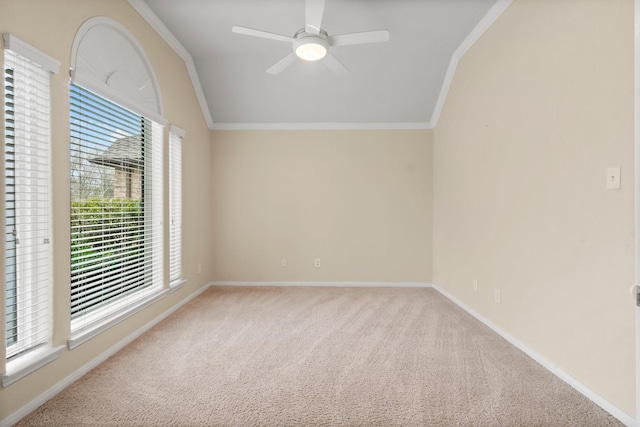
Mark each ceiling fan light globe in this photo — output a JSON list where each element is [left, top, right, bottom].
[[296, 43, 326, 61], [293, 35, 329, 61]]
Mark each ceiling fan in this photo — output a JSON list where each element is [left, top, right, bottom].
[[231, 0, 390, 75]]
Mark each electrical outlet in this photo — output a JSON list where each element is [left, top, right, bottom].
[[281, 258, 286, 267], [473, 279, 478, 292], [494, 288, 501, 303], [197, 263, 202, 274], [315, 258, 321, 268]]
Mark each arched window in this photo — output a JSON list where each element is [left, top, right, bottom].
[[70, 17, 163, 122], [68, 17, 166, 347], [2, 33, 63, 386]]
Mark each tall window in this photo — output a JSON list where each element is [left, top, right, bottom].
[[69, 84, 163, 334], [4, 37, 57, 361], [169, 126, 183, 285]]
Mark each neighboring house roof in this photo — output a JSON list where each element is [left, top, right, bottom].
[[89, 135, 143, 169]]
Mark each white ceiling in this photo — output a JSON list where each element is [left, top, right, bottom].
[[136, 0, 500, 129]]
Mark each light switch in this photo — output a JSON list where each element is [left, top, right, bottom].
[[606, 167, 621, 190]]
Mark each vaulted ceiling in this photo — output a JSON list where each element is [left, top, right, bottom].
[[132, 0, 500, 129]]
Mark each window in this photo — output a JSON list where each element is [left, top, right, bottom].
[[69, 84, 163, 338], [3, 33, 61, 380], [169, 126, 184, 287], [4, 42, 52, 359], [66, 17, 166, 348]]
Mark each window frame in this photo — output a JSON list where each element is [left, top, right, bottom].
[[168, 125, 185, 291], [2, 33, 64, 388], [68, 83, 166, 349], [66, 17, 168, 350]]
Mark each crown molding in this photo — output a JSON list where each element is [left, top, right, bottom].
[[430, 0, 513, 127], [210, 122, 433, 131], [130, 0, 510, 132], [128, 0, 214, 129]]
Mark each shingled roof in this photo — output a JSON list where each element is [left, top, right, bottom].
[[89, 135, 143, 169]]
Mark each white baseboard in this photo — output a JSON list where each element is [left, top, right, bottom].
[[430, 283, 636, 427], [211, 281, 432, 288], [3, 281, 634, 427], [0, 282, 213, 427]]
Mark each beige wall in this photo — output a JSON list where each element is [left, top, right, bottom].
[[1, 0, 213, 419], [2, 0, 637, 422], [211, 130, 433, 283], [433, 0, 635, 416]]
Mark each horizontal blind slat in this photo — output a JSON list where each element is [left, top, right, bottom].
[[168, 130, 182, 282], [5, 48, 52, 360], [69, 83, 163, 328]]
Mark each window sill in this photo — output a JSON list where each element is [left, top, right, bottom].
[[68, 288, 169, 350], [2, 345, 65, 387], [169, 278, 187, 293]]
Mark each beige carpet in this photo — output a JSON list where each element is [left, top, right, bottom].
[[18, 286, 622, 426]]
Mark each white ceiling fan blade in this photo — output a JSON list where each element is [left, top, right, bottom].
[[305, 0, 325, 35], [322, 53, 348, 75], [232, 26, 293, 43], [266, 53, 298, 75], [329, 30, 390, 47]]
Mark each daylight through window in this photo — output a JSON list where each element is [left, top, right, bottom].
[[169, 127, 183, 284], [69, 83, 163, 333], [4, 46, 54, 360]]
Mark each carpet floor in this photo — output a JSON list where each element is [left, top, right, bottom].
[[17, 286, 622, 426]]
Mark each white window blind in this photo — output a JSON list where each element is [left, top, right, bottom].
[[169, 126, 183, 283], [4, 44, 55, 360], [69, 83, 163, 334]]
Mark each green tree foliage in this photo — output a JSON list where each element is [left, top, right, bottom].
[[70, 198, 146, 316]]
